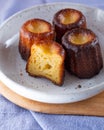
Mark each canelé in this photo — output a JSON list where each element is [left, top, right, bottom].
[[19, 18, 55, 60], [53, 8, 86, 43], [62, 28, 103, 78], [26, 40, 65, 86]]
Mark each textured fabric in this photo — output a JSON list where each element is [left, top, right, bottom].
[[0, 0, 104, 130], [0, 95, 42, 130], [30, 111, 104, 130]]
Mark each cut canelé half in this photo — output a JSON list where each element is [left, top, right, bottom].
[[19, 18, 55, 60], [53, 8, 86, 43], [62, 28, 103, 78], [26, 40, 65, 86]]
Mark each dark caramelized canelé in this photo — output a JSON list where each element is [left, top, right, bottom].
[[53, 8, 86, 43], [62, 28, 103, 78], [19, 18, 55, 60]]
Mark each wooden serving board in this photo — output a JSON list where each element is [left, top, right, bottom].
[[0, 81, 104, 116]]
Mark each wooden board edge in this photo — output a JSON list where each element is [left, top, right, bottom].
[[0, 81, 104, 116]]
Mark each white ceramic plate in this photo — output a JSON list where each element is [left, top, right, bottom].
[[0, 2, 104, 104]]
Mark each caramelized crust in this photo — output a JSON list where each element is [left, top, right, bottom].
[[53, 8, 86, 43], [19, 18, 55, 60], [62, 28, 103, 78], [26, 40, 65, 86]]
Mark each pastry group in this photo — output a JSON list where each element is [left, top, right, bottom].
[[19, 8, 103, 86], [19, 18, 65, 86]]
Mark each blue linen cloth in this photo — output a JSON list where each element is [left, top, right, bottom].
[[0, 0, 104, 129]]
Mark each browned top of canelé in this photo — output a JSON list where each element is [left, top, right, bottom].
[[32, 40, 65, 57], [62, 28, 97, 49], [68, 28, 95, 45], [21, 18, 54, 36], [53, 8, 85, 25]]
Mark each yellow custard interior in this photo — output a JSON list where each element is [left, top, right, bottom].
[[26, 21, 50, 33], [27, 43, 63, 84], [59, 10, 80, 25], [36, 42, 59, 54], [69, 33, 94, 45]]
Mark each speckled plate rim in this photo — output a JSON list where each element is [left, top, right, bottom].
[[0, 2, 104, 104]]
